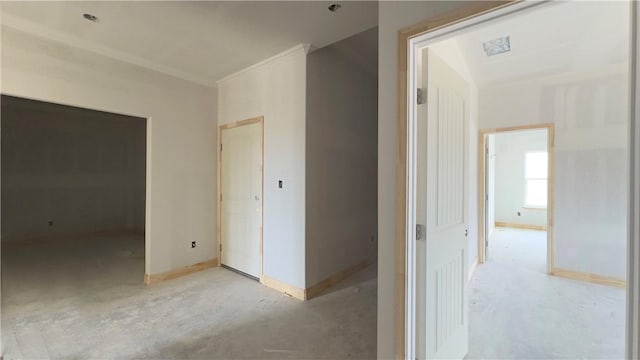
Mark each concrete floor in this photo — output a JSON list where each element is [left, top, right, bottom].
[[1, 233, 376, 359], [467, 227, 626, 359], [3, 228, 625, 359]]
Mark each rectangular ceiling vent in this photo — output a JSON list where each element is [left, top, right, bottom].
[[483, 36, 511, 56]]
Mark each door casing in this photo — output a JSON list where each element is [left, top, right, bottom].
[[477, 124, 555, 273]]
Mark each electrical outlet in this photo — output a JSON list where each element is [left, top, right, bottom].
[[191, 241, 197, 248]]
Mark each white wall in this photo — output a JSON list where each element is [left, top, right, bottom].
[[1, 96, 146, 241], [217, 46, 307, 289], [1, 28, 218, 275], [377, 2, 477, 358], [493, 130, 548, 228], [305, 29, 378, 287], [479, 72, 628, 279]]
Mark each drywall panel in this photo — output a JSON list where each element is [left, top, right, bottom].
[[1, 28, 218, 275], [377, 2, 477, 358], [217, 46, 307, 289], [1, 96, 145, 241], [305, 28, 378, 288], [493, 130, 548, 228], [479, 73, 628, 279]]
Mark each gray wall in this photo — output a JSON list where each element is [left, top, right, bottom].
[[1, 95, 146, 242], [305, 27, 378, 287]]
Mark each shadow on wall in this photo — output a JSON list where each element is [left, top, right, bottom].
[[0, 95, 147, 244]]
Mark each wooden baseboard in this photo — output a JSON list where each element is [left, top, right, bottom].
[[468, 257, 479, 282], [550, 267, 626, 288], [261, 275, 306, 300], [495, 221, 547, 231], [305, 258, 376, 300], [144, 258, 219, 285]]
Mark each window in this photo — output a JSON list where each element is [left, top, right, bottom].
[[525, 152, 548, 208]]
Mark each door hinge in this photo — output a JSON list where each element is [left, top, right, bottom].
[[417, 88, 426, 105], [220, 143, 223, 152], [220, 193, 222, 201], [416, 224, 426, 240], [486, 194, 489, 201], [220, 243, 222, 252], [486, 146, 489, 154]]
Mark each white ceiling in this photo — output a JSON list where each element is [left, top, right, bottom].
[[432, 1, 630, 87], [0, 1, 378, 86]]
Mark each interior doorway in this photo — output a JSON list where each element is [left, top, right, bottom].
[[478, 125, 553, 273], [399, 1, 636, 358], [1, 94, 147, 287], [218, 117, 264, 280]]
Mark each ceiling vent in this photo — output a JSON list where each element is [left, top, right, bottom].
[[483, 36, 510, 56]]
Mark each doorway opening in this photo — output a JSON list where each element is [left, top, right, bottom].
[[478, 125, 553, 275], [1, 95, 147, 291], [400, 0, 635, 358], [218, 117, 264, 281]]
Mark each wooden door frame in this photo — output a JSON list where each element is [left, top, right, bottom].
[[396, 1, 639, 359], [217, 116, 264, 281], [396, 3, 519, 357], [477, 124, 555, 273]]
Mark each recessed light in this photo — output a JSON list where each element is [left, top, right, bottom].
[[483, 36, 510, 56], [83, 13, 99, 22], [328, 4, 342, 12]]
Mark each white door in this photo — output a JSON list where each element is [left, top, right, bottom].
[[416, 49, 470, 359], [220, 122, 262, 278]]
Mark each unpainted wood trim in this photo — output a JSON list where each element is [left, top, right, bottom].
[[219, 116, 263, 130], [495, 222, 547, 231], [396, 3, 516, 358], [218, 116, 265, 280], [550, 267, 626, 288], [305, 258, 376, 300], [547, 125, 556, 274], [144, 258, 219, 285], [477, 123, 554, 270], [261, 275, 306, 301]]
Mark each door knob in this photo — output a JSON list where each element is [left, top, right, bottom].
[[465, 229, 468, 237], [254, 195, 260, 200]]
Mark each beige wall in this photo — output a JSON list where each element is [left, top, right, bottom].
[[217, 45, 307, 289], [305, 28, 378, 287], [1, 96, 146, 241], [1, 28, 218, 275]]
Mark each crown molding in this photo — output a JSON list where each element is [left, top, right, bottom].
[[217, 43, 311, 85]]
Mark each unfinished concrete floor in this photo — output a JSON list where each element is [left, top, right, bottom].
[[1, 233, 376, 359], [467, 227, 626, 359]]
